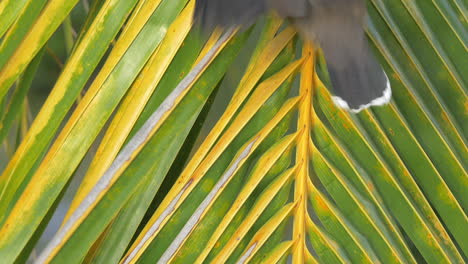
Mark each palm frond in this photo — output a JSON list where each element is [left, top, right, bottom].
[[0, 0, 466, 263]]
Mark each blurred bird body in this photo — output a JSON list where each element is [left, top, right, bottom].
[[194, 0, 391, 112]]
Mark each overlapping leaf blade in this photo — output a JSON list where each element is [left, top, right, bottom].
[[0, 0, 466, 263]]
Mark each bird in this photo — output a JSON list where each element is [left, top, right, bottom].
[[193, 0, 392, 113]]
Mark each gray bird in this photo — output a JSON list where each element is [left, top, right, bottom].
[[194, 0, 391, 112]]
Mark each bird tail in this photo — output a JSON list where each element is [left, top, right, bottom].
[[293, 2, 392, 113], [324, 44, 392, 113]]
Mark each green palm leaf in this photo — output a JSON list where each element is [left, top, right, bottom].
[[0, 0, 466, 263]]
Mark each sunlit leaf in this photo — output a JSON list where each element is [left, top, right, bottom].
[[0, 0, 466, 263]]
